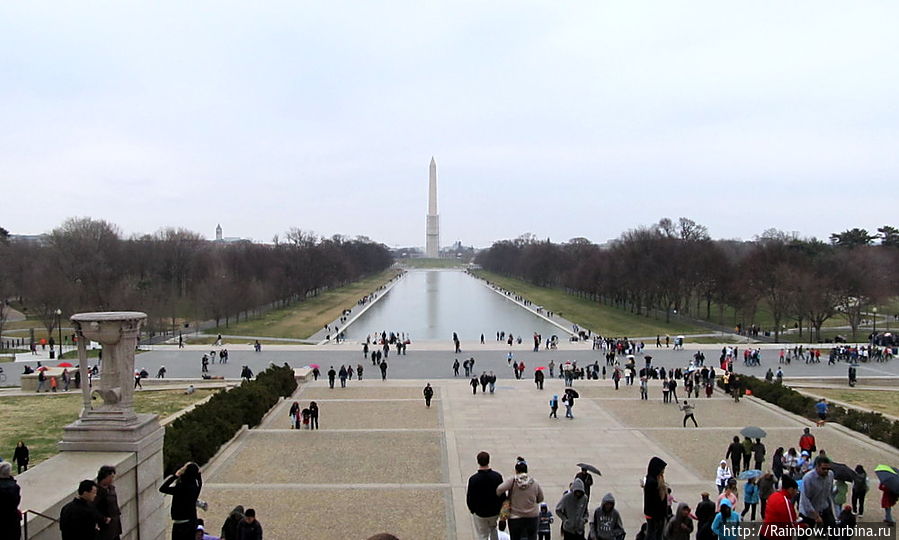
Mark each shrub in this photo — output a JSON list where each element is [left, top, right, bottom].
[[738, 376, 898, 451], [162, 365, 297, 475]]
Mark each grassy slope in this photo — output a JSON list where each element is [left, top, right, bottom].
[[0, 389, 217, 466], [804, 389, 899, 418], [472, 270, 709, 337], [205, 269, 398, 339]]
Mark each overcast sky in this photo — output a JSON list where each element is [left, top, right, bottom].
[[2, 2, 898, 247]]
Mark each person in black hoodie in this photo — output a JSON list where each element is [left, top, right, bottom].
[[0, 462, 22, 540], [221, 505, 245, 540], [466, 451, 504, 539], [237, 508, 263, 540], [159, 462, 202, 540], [643, 457, 667, 540], [695, 492, 716, 540]]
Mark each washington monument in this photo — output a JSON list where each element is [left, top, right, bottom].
[[426, 156, 439, 258]]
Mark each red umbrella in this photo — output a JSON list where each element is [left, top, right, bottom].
[[308, 363, 320, 369], [36, 366, 49, 371], [535, 366, 547, 371], [58, 362, 74, 368]]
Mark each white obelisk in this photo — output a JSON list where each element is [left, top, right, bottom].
[[426, 157, 440, 258]]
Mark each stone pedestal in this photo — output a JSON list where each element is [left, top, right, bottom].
[[58, 311, 166, 540]]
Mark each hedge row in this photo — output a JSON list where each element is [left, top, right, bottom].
[[162, 365, 298, 475], [737, 376, 899, 450]]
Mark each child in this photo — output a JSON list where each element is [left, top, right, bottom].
[[301, 408, 310, 429], [549, 395, 559, 418], [537, 502, 554, 540], [837, 504, 856, 540], [497, 519, 511, 540]]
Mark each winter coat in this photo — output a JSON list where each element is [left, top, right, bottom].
[[643, 457, 668, 520], [496, 473, 544, 519], [221, 505, 245, 540], [743, 482, 760, 504], [591, 492, 625, 540], [466, 469, 504, 518], [665, 503, 694, 540], [556, 478, 589, 534]]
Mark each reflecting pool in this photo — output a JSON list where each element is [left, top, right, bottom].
[[345, 269, 564, 341]]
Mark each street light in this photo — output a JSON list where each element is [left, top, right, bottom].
[[872, 306, 878, 345], [55, 308, 63, 360]]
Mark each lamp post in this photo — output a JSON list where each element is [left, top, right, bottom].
[[56, 308, 63, 360], [872, 306, 878, 345]]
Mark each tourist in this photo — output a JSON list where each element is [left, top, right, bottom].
[[196, 523, 219, 540], [236, 508, 262, 540], [758, 473, 776, 519], [717, 479, 739, 511], [555, 478, 589, 539], [59, 479, 106, 540], [643, 457, 667, 540], [534, 368, 544, 390], [590, 493, 624, 540], [668, 377, 678, 403], [815, 399, 829, 426], [711, 499, 740, 540], [665, 503, 694, 540], [679, 401, 698, 427], [760, 476, 798, 539], [466, 451, 504, 540], [496, 457, 544, 540], [881, 477, 898, 525], [549, 395, 559, 419], [157, 365, 167, 378], [159, 462, 203, 540], [639, 377, 647, 400], [95, 465, 122, 540], [694, 493, 716, 539], [308, 401, 319, 429], [312, 366, 320, 380], [852, 465, 868, 516], [488, 371, 497, 393], [799, 456, 836, 528], [62, 368, 70, 391], [752, 439, 766, 471], [134, 370, 143, 389], [799, 427, 817, 454], [13, 441, 29, 473], [379, 360, 388, 380], [423, 383, 434, 407], [327, 366, 336, 388], [347, 364, 354, 382], [715, 461, 732, 494], [220, 505, 245, 540], [357, 363, 363, 380], [537, 503, 554, 540], [575, 467, 593, 501], [741, 477, 759, 521], [339, 365, 348, 388], [453, 359, 460, 376], [37, 368, 47, 392], [470, 375, 479, 395], [740, 436, 753, 472], [726, 436, 743, 476], [0, 462, 21, 540], [289, 401, 300, 429], [480, 372, 489, 393]]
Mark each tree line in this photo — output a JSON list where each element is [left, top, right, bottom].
[[475, 219, 899, 342], [0, 218, 393, 340]]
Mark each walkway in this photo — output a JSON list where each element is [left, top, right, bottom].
[[193, 377, 899, 540]]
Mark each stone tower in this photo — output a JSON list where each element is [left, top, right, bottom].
[[215, 224, 223, 241], [426, 157, 439, 258]]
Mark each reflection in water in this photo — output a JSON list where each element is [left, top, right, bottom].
[[346, 269, 562, 341]]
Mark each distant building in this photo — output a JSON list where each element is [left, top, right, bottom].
[[9, 234, 50, 246], [212, 225, 248, 244]]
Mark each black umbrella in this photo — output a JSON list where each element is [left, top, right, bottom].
[[831, 462, 858, 483], [566, 388, 580, 398], [875, 465, 899, 496], [740, 426, 767, 439], [577, 463, 602, 475]]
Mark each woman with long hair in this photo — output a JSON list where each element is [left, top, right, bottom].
[[159, 462, 202, 540]]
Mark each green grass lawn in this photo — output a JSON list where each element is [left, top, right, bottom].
[[204, 269, 399, 339], [801, 389, 899, 418], [397, 258, 467, 268], [472, 270, 710, 337], [184, 336, 310, 346], [0, 388, 218, 467]]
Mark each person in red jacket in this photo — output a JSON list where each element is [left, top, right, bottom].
[[761, 476, 799, 539], [798, 428, 816, 454], [881, 483, 898, 525]]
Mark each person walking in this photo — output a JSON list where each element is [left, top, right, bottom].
[[423, 383, 434, 408], [534, 369, 544, 390], [752, 439, 766, 471], [563, 390, 576, 419], [741, 477, 760, 521], [537, 503, 554, 540], [379, 360, 388, 381], [159, 462, 203, 540], [726, 436, 743, 476], [453, 359, 460, 377], [289, 402, 300, 429], [665, 503, 694, 540], [549, 395, 559, 419], [643, 457, 668, 540], [851, 465, 868, 516], [471, 376, 479, 395], [590, 493, 625, 540], [711, 499, 741, 540], [668, 378, 678, 404], [467, 451, 505, 540], [306, 401, 319, 430], [0, 462, 22, 540], [95, 465, 122, 540], [338, 365, 348, 388], [327, 366, 336, 389], [799, 456, 836, 528], [13, 441, 29, 474], [679, 401, 698, 427], [555, 478, 589, 540], [761, 476, 799, 539], [639, 377, 648, 400], [695, 492, 716, 540], [60, 479, 106, 540], [716, 461, 733, 495], [496, 458, 544, 540], [220, 505, 245, 540], [740, 436, 753, 472], [237, 508, 263, 540]]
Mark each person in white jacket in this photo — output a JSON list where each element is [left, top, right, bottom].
[[716, 460, 733, 494]]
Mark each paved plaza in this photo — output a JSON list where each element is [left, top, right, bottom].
[[192, 373, 899, 540]]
